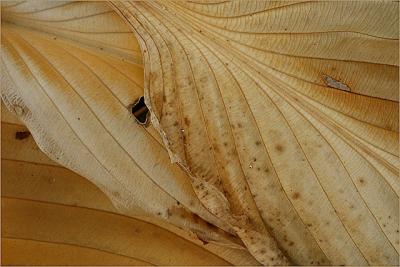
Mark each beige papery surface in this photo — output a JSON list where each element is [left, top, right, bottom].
[[1, 0, 399, 265]]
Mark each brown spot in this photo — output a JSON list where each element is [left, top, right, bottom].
[[292, 192, 301, 199], [197, 235, 209, 245], [260, 249, 266, 254], [288, 241, 294, 246], [173, 121, 179, 126], [265, 168, 270, 173], [255, 140, 261, 146], [358, 178, 365, 185], [223, 142, 228, 146], [193, 214, 200, 223], [184, 117, 191, 126], [205, 221, 217, 230], [15, 131, 30, 140], [275, 144, 284, 152], [237, 123, 243, 128]]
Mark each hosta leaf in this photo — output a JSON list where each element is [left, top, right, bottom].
[[111, 1, 399, 265], [1, 1, 260, 265], [2, 198, 233, 265], [1, 105, 258, 266]]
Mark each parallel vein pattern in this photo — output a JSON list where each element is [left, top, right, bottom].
[[1, 1, 260, 265], [1, 104, 256, 266], [111, 1, 399, 265]]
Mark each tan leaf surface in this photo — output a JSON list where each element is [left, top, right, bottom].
[[111, 1, 399, 265], [2, 0, 399, 265], [1, 1, 259, 265], [1, 103, 257, 265]]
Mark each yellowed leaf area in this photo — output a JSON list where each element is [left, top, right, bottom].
[[1, 0, 399, 265]]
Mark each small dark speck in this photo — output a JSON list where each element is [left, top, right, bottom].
[[292, 192, 300, 199], [275, 144, 284, 152], [184, 117, 191, 126], [15, 131, 30, 140]]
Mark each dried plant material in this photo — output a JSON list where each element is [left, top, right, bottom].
[[1, 0, 399, 265], [112, 1, 399, 265], [1, 102, 258, 266], [1, 1, 258, 265]]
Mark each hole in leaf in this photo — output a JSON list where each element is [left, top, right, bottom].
[[131, 96, 149, 126]]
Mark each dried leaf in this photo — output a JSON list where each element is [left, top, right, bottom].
[[112, 1, 399, 265], [1, 103, 258, 266], [1, 1, 259, 265]]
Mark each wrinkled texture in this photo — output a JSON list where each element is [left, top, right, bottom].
[[112, 1, 399, 265], [1, 1, 258, 265], [0, 107, 238, 266], [1, 0, 399, 265]]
